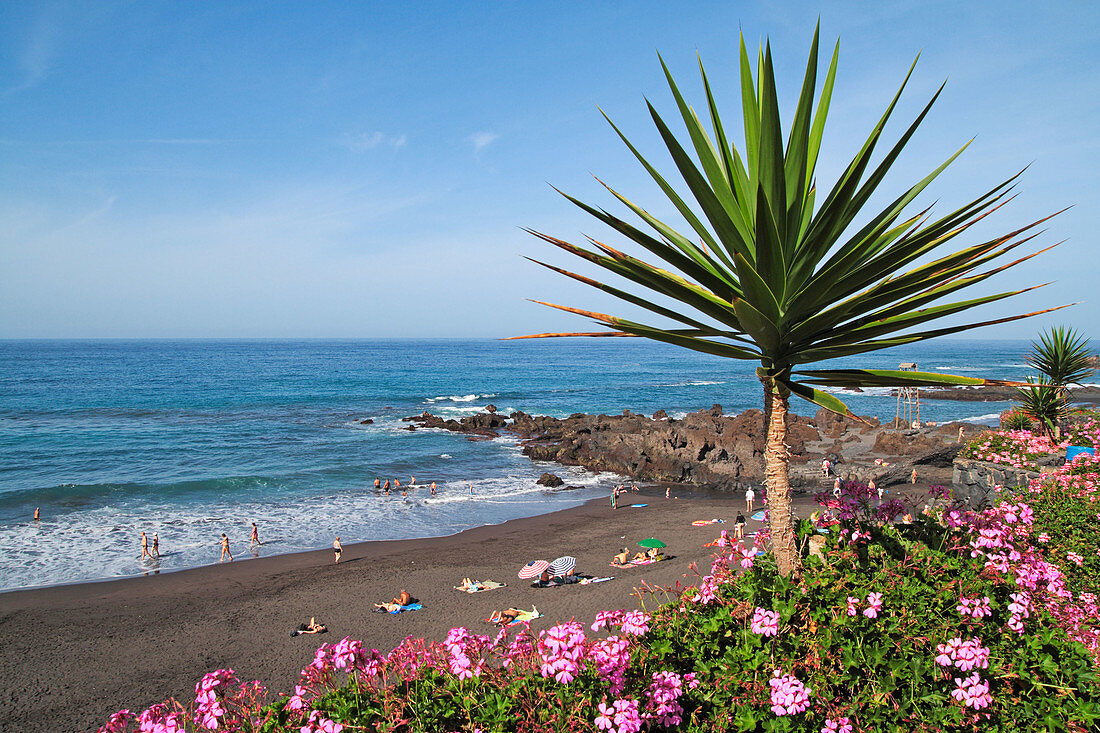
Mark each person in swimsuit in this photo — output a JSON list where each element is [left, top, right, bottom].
[[430, 482, 436, 496], [745, 487, 755, 512], [734, 512, 746, 540], [291, 617, 327, 636], [374, 478, 381, 491], [383, 480, 390, 495], [34, 507, 40, 522], [333, 536, 342, 563], [219, 533, 233, 562], [611, 547, 629, 566], [250, 522, 261, 548], [141, 531, 151, 560], [152, 533, 160, 558], [469, 482, 473, 495]]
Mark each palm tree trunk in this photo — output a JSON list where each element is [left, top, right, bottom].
[[763, 379, 800, 576]]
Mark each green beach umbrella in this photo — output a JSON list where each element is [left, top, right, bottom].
[[637, 538, 666, 548]]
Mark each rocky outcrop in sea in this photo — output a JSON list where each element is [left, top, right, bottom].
[[403, 404, 983, 491]]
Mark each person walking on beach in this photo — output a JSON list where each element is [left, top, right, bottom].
[[611, 486, 618, 510], [911, 468, 918, 484], [745, 487, 755, 512], [333, 536, 343, 564], [140, 531, 152, 560], [958, 426, 965, 443], [734, 511, 746, 540], [250, 522, 261, 548], [219, 533, 233, 562], [152, 533, 160, 559], [665, 486, 670, 499]]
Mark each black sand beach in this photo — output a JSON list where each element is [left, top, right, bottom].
[[0, 490, 817, 732]]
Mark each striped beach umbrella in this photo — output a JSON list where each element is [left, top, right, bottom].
[[518, 560, 549, 579], [547, 555, 577, 576]]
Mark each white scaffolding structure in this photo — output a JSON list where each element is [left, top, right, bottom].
[[896, 362, 921, 428]]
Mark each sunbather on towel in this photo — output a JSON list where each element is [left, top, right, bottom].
[[489, 606, 540, 624], [291, 617, 327, 636], [611, 547, 630, 566]]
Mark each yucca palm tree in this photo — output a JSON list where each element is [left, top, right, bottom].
[[1026, 326, 1093, 388], [1016, 326, 1094, 438], [512, 28, 1066, 575]]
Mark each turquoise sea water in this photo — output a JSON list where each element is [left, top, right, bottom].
[[0, 338, 1035, 591]]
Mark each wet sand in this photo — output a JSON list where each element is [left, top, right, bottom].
[[0, 489, 810, 732]]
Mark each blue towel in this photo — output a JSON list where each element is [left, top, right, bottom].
[[1067, 446, 1095, 462], [390, 603, 422, 614]]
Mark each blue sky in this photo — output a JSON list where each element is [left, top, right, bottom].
[[1, 1, 1097, 339]]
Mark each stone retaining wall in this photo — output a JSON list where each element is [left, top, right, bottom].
[[952, 458, 1048, 508]]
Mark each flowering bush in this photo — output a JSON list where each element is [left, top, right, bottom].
[[100, 479, 1100, 733], [959, 429, 1068, 470]]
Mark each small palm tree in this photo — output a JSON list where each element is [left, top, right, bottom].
[[513, 28, 1065, 575], [1016, 326, 1094, 438], [1026, 326, 1093, 388]]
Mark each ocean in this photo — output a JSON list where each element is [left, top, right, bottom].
[[0, 338, 1035, 591]]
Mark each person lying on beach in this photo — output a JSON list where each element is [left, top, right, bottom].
[[488, 608, 524, 624], [291, 617, 327, 636], [374, 601, 402, 613], [611, 547, 629, 566], [488, 606, 540, 624]]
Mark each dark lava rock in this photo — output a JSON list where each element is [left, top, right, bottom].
[[536, 473, 564, 487], [359, 418, 374, 425]]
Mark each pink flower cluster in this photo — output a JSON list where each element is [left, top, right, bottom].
[[300, 710, 344, 733], [951, 672, 993, 710], [194, 669, 237, 729], [643, 670, 685, 726], [863, 592, 883, 619], [956, 595, 992, 619], [538, 621, 587, 684], [935, 637, 990, 672], [769, 669, 811, 716], [822, 717, 854, 733], [1007, 591, 1031, 634], [961, 429, 1066, 470], [594, 698, 642, 733], [750, 607, 780, 637], [444, 626, 490, 680]]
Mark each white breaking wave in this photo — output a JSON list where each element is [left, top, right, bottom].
[[425, 393, 496, 403], [959, 413, 1003, 424], [656, 380, 725, 387], [0, 464, 617, 593]]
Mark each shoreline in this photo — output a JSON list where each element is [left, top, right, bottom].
[[0, 486, 611, 597], [0, 488, 811, 732]]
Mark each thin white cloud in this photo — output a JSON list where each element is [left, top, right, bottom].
[[6, 5, 64, 94], [468, 131, 499, 153], [339, 131, 407, 152]]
